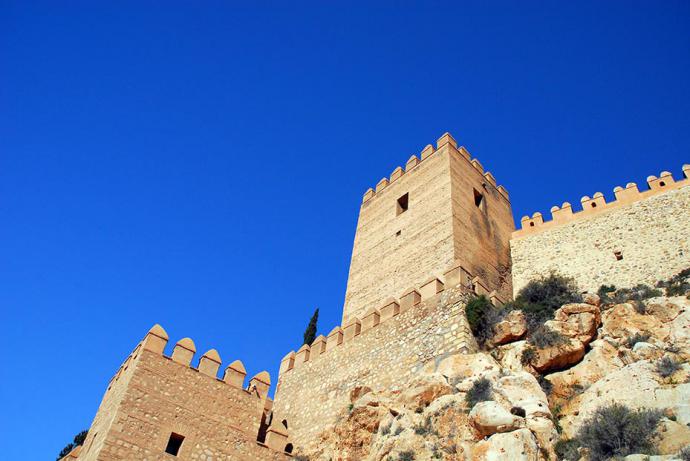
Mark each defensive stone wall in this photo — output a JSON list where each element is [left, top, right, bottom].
[[273, 263, 504, 451], [75, 325, 291, 461], [511, 165, 690, 294]]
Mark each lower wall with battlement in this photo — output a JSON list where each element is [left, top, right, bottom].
[[272, 283, 477, 452], [74, 326, 291, 461], [511, 183, 690, 294]]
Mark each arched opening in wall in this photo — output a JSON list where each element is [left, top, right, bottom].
[[285, 443, 294, 454], [529, 222, 535, 227], [282, 419, 289, 429], [660, 181, 666, 187], [591, 202, 597, 208]]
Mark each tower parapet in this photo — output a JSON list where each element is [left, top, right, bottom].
[[513, 165, 690, 238], [343, 132, 515, 324], [74, 325, 292, 461]]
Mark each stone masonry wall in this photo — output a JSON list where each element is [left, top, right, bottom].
[[77, 329, 290, 461], [511, 183, 690, 294], [273, 283, 476, 452]]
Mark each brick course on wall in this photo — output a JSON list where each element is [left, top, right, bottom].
[[511, 177, 690, 294], [273, 283, 476, 452]]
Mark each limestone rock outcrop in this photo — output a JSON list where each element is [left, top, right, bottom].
[[492, 310, 527, 345]]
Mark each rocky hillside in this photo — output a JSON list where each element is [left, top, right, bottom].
[[294, 289, 690, 461]]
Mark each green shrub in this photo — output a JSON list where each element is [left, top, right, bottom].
[[505, 273, 581, 331], [625, 332, 651, 349], [517, 272, 582, 311], [413, 417, 435, 435], [398, 450, 415, 461], [554, 438, 579, 461], [597, 284, 617, 304], [465, 377, 492, 409], [57, 430, 88, 461], [465, 295, 504, 346], [598, 284, 662, 311], [527, 326, 567, 349], [657, 268, 690, 296], [656, 356, 682, 378], [576, 403, 662, 460], [521, 346, 537, 365]]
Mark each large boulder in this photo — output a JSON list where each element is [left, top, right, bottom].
[[471, 428, 540, 461], [530, 339, 586, 373], [429, 353, 502, 383], [601, 303, 669, 342], [547, 339, 625, 401], [495, 340, 531, 373], [400, 373, 453, 410], [492, 310, 527, 345], [469, 401, 523, 437], [545, 302, 601, 346]]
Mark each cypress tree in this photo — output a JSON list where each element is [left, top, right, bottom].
[[303, 308, 319, 345]]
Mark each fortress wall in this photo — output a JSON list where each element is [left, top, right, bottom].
[[273, 269, 485, 452], [511, 170, 690, 294], [77, 327, 291, 461]]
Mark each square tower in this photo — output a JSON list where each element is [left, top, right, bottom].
[[342, 133, 514, 324]]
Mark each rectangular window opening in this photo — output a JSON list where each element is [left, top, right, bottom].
[[395, 230, 401, 237], [396, 193, 409, 215], [165, 433, 185, 456], [614, 251, 623, 261], [473, 189, 484, 209]]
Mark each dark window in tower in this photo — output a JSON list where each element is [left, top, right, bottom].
[[473, 188, 485, 210], [165, 433, 185, 456], [396, 193, 409, 215], [614, 251, 623, 261]]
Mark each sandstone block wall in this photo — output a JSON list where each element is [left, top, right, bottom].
[[343, 132, 513, 324], [273, 281, 478, 452], [76, 327, 291, 461], [511, 169, 690, 294]]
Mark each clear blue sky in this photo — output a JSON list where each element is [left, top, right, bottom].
[[1, 1, 688, 458]]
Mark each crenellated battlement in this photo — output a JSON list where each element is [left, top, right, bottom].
[[279, 262, 504, 376], [106, 324, 273, 400], [85, 324, 293, 460], [361, 132, 510, 204], [513, 165, 690, 238]]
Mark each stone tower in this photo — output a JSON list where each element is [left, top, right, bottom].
[[342, 132, 514, 324]]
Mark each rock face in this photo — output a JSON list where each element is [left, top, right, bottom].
[[469, 401, 523, 436], [472, 428, 540, 461], [492, 310, 527, 345], [297, 296, 690, 461], [530, 338, 586, 373]]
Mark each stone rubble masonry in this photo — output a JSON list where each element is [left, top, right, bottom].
[[343, 132, 514, 324], [74, 325, 291, 461], [273, 265, 499, 452], [511, 165, 690, 294]]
